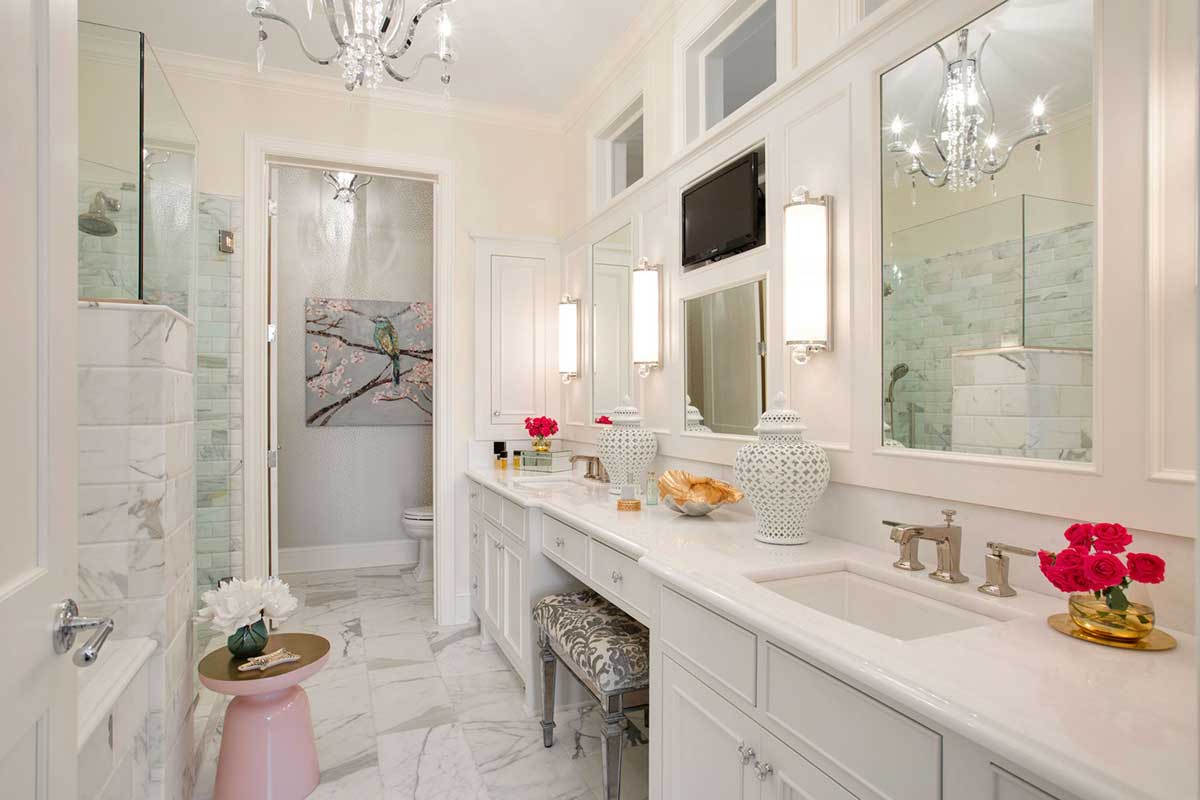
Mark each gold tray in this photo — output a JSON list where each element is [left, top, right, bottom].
[[1047, 614, 1177, 652]]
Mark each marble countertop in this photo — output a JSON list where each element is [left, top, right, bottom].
[[467, 468, 1197, 800]]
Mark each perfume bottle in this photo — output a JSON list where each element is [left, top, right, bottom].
[[513, 452, 521, 470], [645, 472, 659, 505]]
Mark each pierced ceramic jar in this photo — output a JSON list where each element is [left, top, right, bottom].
[[685, 395, 712, 433], [596, 397, 658, 495], [734, 394, 831, 545]]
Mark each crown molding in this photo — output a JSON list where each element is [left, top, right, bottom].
[[559, 0, 681, 133], [151, 47, 565, 134]]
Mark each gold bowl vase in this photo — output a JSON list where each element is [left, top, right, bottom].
[[1068, 593, 1156, 642], [531, 436, 551, 452]]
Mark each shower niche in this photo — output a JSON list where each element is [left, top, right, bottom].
[[78, 21, 197, 317]]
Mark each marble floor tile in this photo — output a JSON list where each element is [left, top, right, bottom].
[[306, 663, 374, 722], [444, 670, 529, 723], [461, 718, 595, 800], [358, 595, 437, 637], [370, 671, 457, 736], [366, 631, 440, 680], [377, 724, 491, 800], [434, 634, 513, 678]]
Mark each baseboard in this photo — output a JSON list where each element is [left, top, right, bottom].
[[278, 540, 419, 574]]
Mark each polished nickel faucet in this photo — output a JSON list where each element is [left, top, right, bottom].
[[883, 509, 968, 584], [978, 541, 1038, 597], [571, 454, 609, 483]]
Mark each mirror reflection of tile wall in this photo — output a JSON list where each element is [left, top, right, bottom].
[[684, 280, 766, 437], [880, 0, 1094, 462]]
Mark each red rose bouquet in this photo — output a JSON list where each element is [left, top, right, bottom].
[[1039, 522, 1164, 631], [524, 416, 558, 451], [595, 415, 612, 425]]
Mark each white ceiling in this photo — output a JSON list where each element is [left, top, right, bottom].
[[77, 0, 647, 116]]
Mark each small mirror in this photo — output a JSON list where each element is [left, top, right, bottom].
[[880, 0, 1094, 462], [592, 224, 632, 419], [684, 280, 766, 436]]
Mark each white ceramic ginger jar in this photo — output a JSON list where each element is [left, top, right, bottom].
[[596, 397, 658, 495], [734, 393, 830, 544], [684, 395, 712, 433]]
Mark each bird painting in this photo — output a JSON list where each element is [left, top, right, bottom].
[[372, 315, 403, 386]]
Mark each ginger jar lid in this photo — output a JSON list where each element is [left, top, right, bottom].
[[610, 396, 644, 426], [754, 393, 808, 436]]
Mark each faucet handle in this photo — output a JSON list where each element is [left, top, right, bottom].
[[941, 508, 957, 526], [978, 541, 1037, 597], [986, 541, 1037, 558]]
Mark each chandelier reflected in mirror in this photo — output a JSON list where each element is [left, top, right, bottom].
[[324, 171, 372, 203], [886, 27, 1049, 195], [247, 0, 457, 93]]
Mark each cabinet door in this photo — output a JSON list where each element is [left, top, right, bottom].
[[489, 254, 543, 425], [482, 524, 503, 630], [757, 729, 854, 800], [499, 538, 527, 657], [661, 657, 759, 800], [991, 766, 1061, 800]]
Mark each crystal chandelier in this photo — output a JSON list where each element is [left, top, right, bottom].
[[247, 0, 457, 93], [886, 28, 1049, 194]]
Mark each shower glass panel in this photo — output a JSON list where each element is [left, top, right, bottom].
[[77, 21, 197, 317], [882, 194, 1094, 459]]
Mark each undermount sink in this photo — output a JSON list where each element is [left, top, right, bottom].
[[755, 567, 1005, 641], [511, 475, 589, 491]]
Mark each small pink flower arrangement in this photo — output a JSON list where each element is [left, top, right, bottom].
[[524, 416, 558, 449], [1038, 522, 1165, 611], [595, 415, 612, 425]]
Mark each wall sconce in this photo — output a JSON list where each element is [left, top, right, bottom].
[[631, 257, 662, 378], [558, 296, 580, 383], [783, 187, 833, 365]]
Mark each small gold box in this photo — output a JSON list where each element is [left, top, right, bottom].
[[616, 499, 642, 512]]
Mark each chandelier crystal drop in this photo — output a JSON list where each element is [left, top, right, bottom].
[[886, 27, 1049, 193], [247, 0, 457, 93]]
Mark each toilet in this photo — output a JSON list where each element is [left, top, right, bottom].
[[402, 505, 434, 582]]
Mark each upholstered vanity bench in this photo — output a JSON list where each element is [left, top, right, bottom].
[[533, 590, 650, 800]]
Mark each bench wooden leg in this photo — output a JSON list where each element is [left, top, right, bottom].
[[600, 700, 626, 800], [540, 636, 557, 748]]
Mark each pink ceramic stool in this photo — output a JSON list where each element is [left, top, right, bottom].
[[199, 633, 331, 800]]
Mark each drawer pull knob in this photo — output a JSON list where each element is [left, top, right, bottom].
[[737, 744, 755, 766], [554, 537, 564, 548], [754, 761, 773, 781], [611, 570, 623, 584], [471, 577, 478, 590]]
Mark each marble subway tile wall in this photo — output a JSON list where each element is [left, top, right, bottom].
[[194, 194, 244, 606], [77, 178, 140, 301], [77, 303, 198, 799], [883, 222, 1093, 450]]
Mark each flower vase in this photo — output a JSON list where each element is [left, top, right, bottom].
[[1068, 588, 1156, 642], [531, 436, 551, 452], [227, 618, 270, 658]]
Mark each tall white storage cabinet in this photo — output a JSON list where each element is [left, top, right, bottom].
[[472, 236, 559, 440]]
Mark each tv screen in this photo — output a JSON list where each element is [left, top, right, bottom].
[[681, 152, 762, 269]]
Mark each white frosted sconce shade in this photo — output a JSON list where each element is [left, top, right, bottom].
[[631, 258, 662, 378], [783, 188, 833, 365], [558, 297, 579, 383]]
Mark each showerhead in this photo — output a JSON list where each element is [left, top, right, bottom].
[[886, 362, 909, 404], [78, 191, 120, 237]]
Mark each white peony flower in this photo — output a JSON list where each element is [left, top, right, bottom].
[[261, 577, 299, 622], [196, 577, 265, 636]]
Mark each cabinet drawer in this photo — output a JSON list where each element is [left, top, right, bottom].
[[991, 765, 1062, 800], [500, 497, 527, 541], [481, 486, 503, 523], [763, 644, 941, 800], [468, 481, 483, 512], [660, 588, 757, 706], [543, 515, 588, 575], [589, 540, 652, 619]]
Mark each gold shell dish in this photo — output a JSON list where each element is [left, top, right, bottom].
[[658, 470, 744, 516]]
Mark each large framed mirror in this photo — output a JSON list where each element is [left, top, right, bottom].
[[684, 279, 766, 436], [592, 223, 632, 419], [880, 0, 1094, 462]]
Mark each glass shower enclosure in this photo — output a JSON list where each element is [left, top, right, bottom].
[[78, 21, 198, 317]]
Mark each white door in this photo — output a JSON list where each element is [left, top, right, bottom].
[[757, 729, 854, 800], [266, 170, 281, 576], [660, 657, 759, 800], [0, 0, 80, 796]]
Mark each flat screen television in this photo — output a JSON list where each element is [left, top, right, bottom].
[[681, 151, 764, 269]]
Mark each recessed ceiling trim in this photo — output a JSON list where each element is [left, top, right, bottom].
[[152, 46, 564, 133]]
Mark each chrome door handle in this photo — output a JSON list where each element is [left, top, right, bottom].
[[53, 599, 114, 667], [737, 743, 755, 766], [754, 761, 773, 781]]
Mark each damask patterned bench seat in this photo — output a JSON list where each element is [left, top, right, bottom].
[[533, 589, 649, 800]]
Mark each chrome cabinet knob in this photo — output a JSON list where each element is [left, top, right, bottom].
[[754, 761, 773, 781], [611, 570, 623, 584], [471, 576, 478, 591], [737, 743, 755, 766], [493, 410, 501, 417], [554, 537, 564, 548]]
